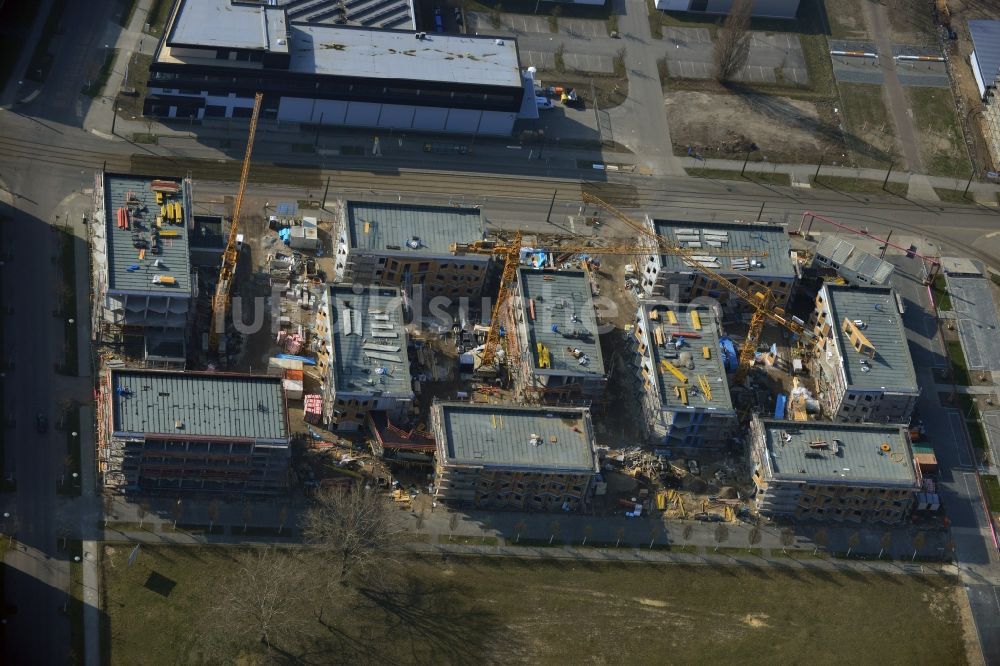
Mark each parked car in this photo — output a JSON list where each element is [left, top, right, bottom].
[[535, 96, 554, 110]]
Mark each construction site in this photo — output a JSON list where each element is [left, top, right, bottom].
[[85, 93, 941, 526]]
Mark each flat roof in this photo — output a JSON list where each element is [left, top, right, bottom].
[[169, 0, 289, 52], [110, 370, 288, 441], [345, 201, 484, 254], [823, 285, 917, 391], [104, 174, 192, 295], [941, 256, 983, 277], [327, 285, 413, 396], [969, 20, 1000, 90], [288, 24, 522, 87], [816, 236, 894, 284], [518, 269, 605, 377], [639, 301, 734, 413], [651, 219, 795, 278], [436, 402, 598, 472], [757, 418, 918, 486]]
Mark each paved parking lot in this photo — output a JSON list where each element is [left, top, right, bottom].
[[828, 40, 949, 87], [520, 50, 613, 73], [521, 50, 556, 69], [947, 274, 1000, 371], [558, 17, 607, 39], [660, 27, 808, 84], [467, 12, 608, 38]]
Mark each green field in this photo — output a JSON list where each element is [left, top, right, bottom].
[[103, 545, 967, 666], [982, 475, 1000, 513], [907, 87, 972, 179], [946, 340, 970, 386]]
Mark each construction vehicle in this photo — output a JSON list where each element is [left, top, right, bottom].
[[208, 92, 263, 354], [581, 193, 809, 382]]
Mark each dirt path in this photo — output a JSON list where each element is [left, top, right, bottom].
[[864, 0, 924, 172]]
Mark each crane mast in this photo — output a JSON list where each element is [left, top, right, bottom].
[[209, 92, 263, 354]]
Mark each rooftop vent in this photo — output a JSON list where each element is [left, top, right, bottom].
[[174, 420, 184, 430]]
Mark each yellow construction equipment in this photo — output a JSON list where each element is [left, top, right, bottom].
[[660, 358, 688, 384], [209, 92, 263, 354], [690, 310, 702, 330], [674, 385, 689, 405], [702, 345, 711, 359], [666, 310, 678, 325], [698, 375, 713, 402], [653, 326, 665, 347], [581, 193, 807, 382], [536, 342, 551, 368]]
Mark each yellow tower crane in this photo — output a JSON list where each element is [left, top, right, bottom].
[[580, 192, 808, 381], [209, 92, 263, 354]]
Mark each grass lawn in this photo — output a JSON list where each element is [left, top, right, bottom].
[[933, 274, 952, 311], [103, 545, 968, 666], [906, 87, 972, 179], [934, 188, 973, 204], [837, 83, 898, 167], [811, 175, 907, 196], [144, 0, 174, 37], [115, 53, 152, 121], [687, 167, 792, 186], [982, 475, 1000, 513], [68, 540, 84, 664], [946, 340, 971, 386]]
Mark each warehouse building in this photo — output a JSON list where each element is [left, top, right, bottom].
[[99, 369, 290, 494], [145, 0, 535, 135], [333, 201, 489, 302], [811, 236, 894, 287], [749, 416, 921, 524], [641, 218, 797, 315], [810, 284, 919, 424], [91, 172, 195, 367], [431, 402, 599, 512], [654, 0, 800, 19], [630, 301, 735, 450], [506, 268, 607, 402], [315, 285, 414, 431]]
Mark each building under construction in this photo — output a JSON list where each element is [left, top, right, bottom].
[[314, 285, 414, 432], [810, 284, 919, 424], [640, 218, 797, 315], [811, 236, 894, 287], [506, 268, 607, 402], [98, 369, 290, 495], [749, 416, 921, 524], [629, 301, 735, 450], [431, 402, 599, 511], [332, 201, 490, 304], [90, 172, 195, 367]]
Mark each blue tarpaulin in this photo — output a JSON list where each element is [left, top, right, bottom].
[[774, 394, 787, 420], [276, 354, 316, 365], [719, 338, 738, 372]]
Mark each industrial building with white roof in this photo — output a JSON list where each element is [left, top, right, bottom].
[[810, 284, 919, 424], [145, 0, 536, 135], [749, 416, 921, 524], [431, 402, 599, 512], [315, 284, 415, 432]]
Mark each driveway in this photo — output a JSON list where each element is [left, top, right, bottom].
[[660, 27, 808, 85]]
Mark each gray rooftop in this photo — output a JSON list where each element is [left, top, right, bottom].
[[111, 370, 288, 442], [969, 20, 1000, 89], [638, 301, 734, 414], [941, 256, 983, 277], [327, 285, 413, 396], [517, 269, 605, 377], [104, 174, 192, 295], [346, 201, 485, 255], [651, 219, 795, 278], [290, 24, 521, 86], [824, 285, 918, 391], [169, 0, 289, 52], [436, 402, 598, 472], [815, 237, 894, 285], [757, 417, 918, 486]]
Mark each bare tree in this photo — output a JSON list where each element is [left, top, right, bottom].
[[204, 546, 306, 656], [207, 499, 221, 533], [137, 501, 149, 529], [480, 517, 493, 545], [682, 523, 693, 547], [514, 519, 527, 544], [878, 531, 892, 559], [448, 513, 459, 542], [912, 531, 927, 561], [301, 485, 400, 585], [747, 525, 762, 553], [813, 527, 828, 555], [582, 524, 593, 547], [615, 526, 626, 548], [780, 528, 795, 555], [943, 538, 957, 562], [549, 520, 561, 545], [242, 502, 253, 534], [103, 494, 115, 528], [648, 525, 659, 550], [171, 499, 183, 529], [714, 523, 729, 552], [277, 506, 289, 536], [713, 0, 753, 81], [847, 531, 861, 558]]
